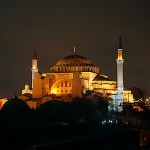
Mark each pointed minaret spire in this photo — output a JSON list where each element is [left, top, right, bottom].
[[73, 46, 76, 55], [119, 30, 122, 49], [33, 46, 37, 59]]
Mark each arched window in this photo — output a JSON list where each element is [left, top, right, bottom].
[[61, 82, 63, 87], [58, 67, 60, 72], [65, 81, 67, 87], [69, 82, 71, 87]]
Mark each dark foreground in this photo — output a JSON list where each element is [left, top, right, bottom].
[[0, 124, 149, 150]]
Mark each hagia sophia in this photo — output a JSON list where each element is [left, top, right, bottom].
[[19, 34, 134, 111]]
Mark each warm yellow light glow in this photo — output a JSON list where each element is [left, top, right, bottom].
[[25, 84, 30, 90], [118, 50, 122, 59], [32, 66, 36, 69], [123, 92, 134, 103], [51, 88, 57, 94]]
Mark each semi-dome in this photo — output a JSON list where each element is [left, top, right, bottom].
[[55, 54, 93, 66]]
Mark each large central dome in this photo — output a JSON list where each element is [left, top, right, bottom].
[[50, 53, 99, 73], [56, 54, 93, 66]]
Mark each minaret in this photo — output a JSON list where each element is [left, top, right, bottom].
[[116, 31, 124, 112], [31, 48, 38, 88]]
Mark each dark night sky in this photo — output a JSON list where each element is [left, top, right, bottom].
[[0, 0, 150, 98]]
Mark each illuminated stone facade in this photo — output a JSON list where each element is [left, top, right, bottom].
[[31, 54, 100, 100], [21, 47, 134, 109]]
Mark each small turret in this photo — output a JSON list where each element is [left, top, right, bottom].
[[25, 83, 30, 90], [22, 83, 32, 95]]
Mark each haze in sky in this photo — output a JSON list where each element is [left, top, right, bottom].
[[0, 0, 150, 97]]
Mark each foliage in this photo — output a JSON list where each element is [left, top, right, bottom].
[[36, 100, 64, 124], [1, 97, 30, 128], [129, 86, 144, 100], [0, 96, 110, 128], [71, 97, 100, 124]]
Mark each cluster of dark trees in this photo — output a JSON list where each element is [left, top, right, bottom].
[[129, 86, 144, 100], [1, 93, 149, 131], [0, 96, 108, 129]]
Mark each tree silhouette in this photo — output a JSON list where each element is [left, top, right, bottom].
[[71, 97, 99, 124], [87, 93, 108, 121], [129, 86, 144, 100], [36, 100, 64, 124], [1, 97, 30, 128]]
